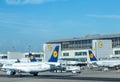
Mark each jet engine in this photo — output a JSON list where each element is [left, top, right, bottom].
[[6, 70, 16, 76]]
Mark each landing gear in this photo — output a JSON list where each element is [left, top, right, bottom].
[[6, 70, 16, 76], [12, 71, 16, 75], [32, 73, 38, 76]]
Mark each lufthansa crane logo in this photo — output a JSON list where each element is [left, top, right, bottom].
[[98, 41, 103, 48], [53, 51, 58, 58], [30, 56, 34, 60], [48, 45, 53, 51], [90, 54, 94, 58]]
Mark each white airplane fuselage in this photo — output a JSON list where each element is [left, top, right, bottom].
[[88, 50, 120, 69], [2, 62, 51, 73], [96, 60, 120, 67], [1, 45, 60, 76]]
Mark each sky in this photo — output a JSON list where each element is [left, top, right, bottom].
[[0, 0, 120, 53]]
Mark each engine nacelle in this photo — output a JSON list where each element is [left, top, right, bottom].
[[6, 70, 16, 76]]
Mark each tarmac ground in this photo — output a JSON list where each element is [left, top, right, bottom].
[[0, 69, 120, 82]]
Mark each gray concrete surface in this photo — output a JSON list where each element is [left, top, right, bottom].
[[0, 70, 120, 82]]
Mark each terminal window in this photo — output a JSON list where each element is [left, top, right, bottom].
[[2, 56, 7, 59], [63, 53, 69, 56], [75, 52, 87, 56], [115, 50, 120, 55]]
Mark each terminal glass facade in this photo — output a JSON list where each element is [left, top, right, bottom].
[[63, 53, 69, 56], [47, 34, 120, 50], [115, 50, 120, 55], [75, 52, 87, 56], [61, 40, 92, 50]]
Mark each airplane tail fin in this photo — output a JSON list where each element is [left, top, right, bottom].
[[88, 50, 97, 62], [29, 53, 37, 62], [48, 45, 59, 62], [87, 50, 99, 68]]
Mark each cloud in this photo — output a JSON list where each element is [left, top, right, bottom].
[[5, 0, 60, 5], [87, 14, 120, 19]]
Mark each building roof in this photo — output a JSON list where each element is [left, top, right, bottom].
[[47, 34, 120, 43]]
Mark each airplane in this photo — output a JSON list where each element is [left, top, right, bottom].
[[0, 45, 60, 76], [87, 50, 120, 70], [28, 45, 60, 66]]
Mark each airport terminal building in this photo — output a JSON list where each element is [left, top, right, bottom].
[[45, 34, 120, 64], [0, 52, 44, 62]]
